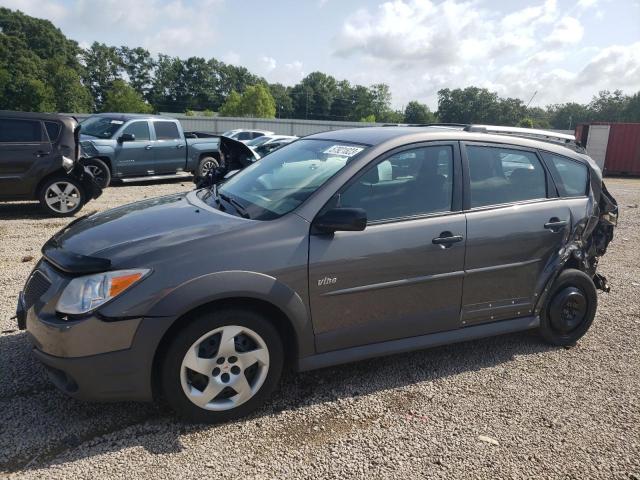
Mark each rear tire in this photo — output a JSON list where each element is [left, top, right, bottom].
[[196, 156, 219, 179], [38, 176, 86, 217], [161, 308, 283, 423], [539, 269, 597, 346], [82, 158, 111, 188]]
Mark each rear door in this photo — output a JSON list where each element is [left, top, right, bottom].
[[460, 142, 571, 325], [308, 142, 466, 353], [113, 120, 154, 177], [0, 118, 52, 198], [150, 120, 186, 173]]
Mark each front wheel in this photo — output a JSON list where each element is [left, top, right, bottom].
[[38, 176, 86, 217], [539, 269, 598, 346], [161, 309, 283, 423], [82, 158, 111, 188]]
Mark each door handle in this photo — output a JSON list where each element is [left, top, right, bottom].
[[544, 218, 568, 231], [176, 144, 184, 149], [144, 145, 152, 150], [432, 231, 464, 247], [34, 151, 50, 157]]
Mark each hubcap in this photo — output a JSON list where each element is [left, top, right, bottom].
[[180, 325, 269, 411], [200, 159, 219, 177], [549, 287, 587, 333], [44, 182, 80, 214]]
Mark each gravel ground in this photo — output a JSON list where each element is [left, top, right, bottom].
[[0, 178, 638, 479]]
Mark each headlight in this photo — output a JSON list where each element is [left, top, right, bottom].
[[56, 269, 150, 315], [62, 156, 74, 172]]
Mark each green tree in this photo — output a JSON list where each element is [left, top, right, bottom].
[[360, 114, 376, 123], [118, 46, 155, 99], [437, 87, 501, 124], [547, 102, 591, 129], [101, 79, 152, 113], [588, 90, 629, 122], [291, 72, 337, 119], [0, 7, 89, 112], [239, 84, 276, 118], [622, 91, 640, 122], [517, 118, 534, 128], [269, 83, 293, 118], [404, 101, 436, 124], [218, 90, 242, 116], [369, 83, 393, 121], [82, 42, 123, 110]]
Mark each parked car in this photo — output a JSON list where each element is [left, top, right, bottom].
[[221, 129, 274, 144], [79, 113, 226, 187], [17, 125, 617, 422], [0, 111, 102, 216], [246, 135, 297, 157]]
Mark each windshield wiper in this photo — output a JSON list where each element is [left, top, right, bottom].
[[219, 193, 250, 219]]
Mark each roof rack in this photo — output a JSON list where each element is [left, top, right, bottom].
[[462, 124, 576, 146]]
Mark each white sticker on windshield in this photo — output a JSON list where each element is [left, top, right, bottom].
[[110, 120, 124, 125], [323, 145, 364, 158]]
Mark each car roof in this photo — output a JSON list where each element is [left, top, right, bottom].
[[0, 110, 74, 122], [88, 113, 171, 121], [308, 126, 584, 157]]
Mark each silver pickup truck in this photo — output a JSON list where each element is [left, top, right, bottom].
[[79, 114, 225, 187]]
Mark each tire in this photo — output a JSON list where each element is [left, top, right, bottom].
[[82, 158, 111, 188], [161, 308, 284, 423], [539, 268, 598, 346], [38, 176, 86, 217], [196, 156, 219, 179]]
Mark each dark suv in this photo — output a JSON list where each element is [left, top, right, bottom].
[[0, 111, 101, 216], [17, 125, 617, 422]]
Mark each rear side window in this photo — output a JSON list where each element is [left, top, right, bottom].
[[0, 119, 43, 143], [154, 121, 180, 140], [252, 132, 265, 139], [44, 121, 61, 142], [237, 132, 252, 140], [339, 145, 454, 222], [541, 152, 588, 197], [123, 121, 150, 141], [467, 146, 547, 208]]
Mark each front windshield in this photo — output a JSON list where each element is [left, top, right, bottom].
[[246, 136, 273, 147], [80, 116, 124, 139], [213, 139, 367, 220]]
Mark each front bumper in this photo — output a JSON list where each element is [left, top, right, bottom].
[[17, 261, 173, 402]]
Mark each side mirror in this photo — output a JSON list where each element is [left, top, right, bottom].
[[313, 208, 367, 234], [118, 133, 135, 143]]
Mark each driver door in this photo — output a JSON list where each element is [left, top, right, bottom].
[[308, 143, 466, 353], [114, 120, 154, 177]]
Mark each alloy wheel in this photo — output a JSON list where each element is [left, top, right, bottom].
[[44, 181, 81, 214], [86, 165, 105, 185], [200, 159, 219, 177], [180, 325, 270, 411]]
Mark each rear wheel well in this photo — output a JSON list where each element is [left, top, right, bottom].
[[34, 168, 77, 198], [151, 297, 297, 399]]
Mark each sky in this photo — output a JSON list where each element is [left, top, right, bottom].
[[2, 0, 639, 109]]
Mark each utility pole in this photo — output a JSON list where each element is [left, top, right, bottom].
[[305, 90, 310, 119], [525, 91, 538, 109]]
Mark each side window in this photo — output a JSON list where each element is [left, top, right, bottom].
[[467, 146, 546, 208], [44, 121, 61, 142], [123, 121, 150, 141], [541, 152, 588, 197], [0, 119, 43, 143], [252, 132, 265, 139], [339, 146, 454, 222], [237, 131, 252, 140], [153, 121, 180, 140]]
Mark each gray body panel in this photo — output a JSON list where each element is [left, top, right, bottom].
[[21, 126, 616, 402]]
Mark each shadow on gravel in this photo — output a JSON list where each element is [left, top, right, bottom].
[[0, 328, 555, 474], [0, 202, 54, 221]]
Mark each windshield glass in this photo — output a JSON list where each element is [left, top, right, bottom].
[[213, 139, 367, 220], [246, 136, 273, 147], [80, 116, 124, 139]]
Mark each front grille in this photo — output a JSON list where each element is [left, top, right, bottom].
[[23, 270, 52, 310]]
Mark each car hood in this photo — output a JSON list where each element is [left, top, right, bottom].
[[42, 191, 248, 272]]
